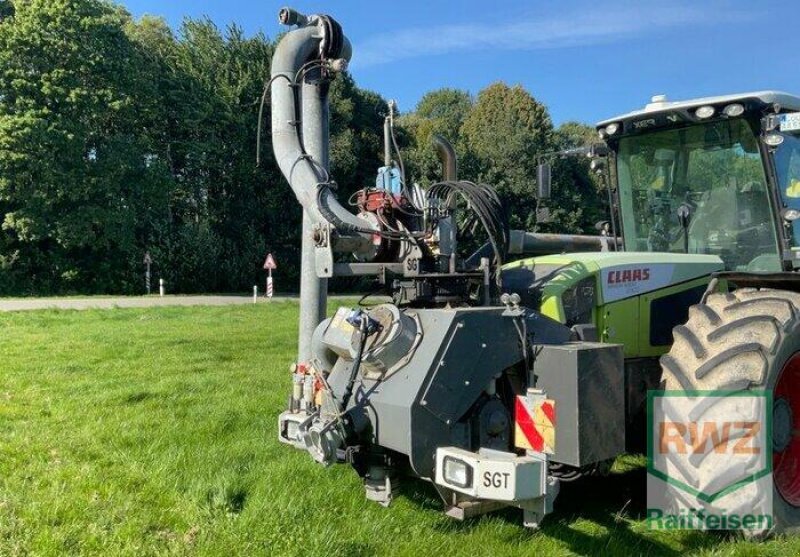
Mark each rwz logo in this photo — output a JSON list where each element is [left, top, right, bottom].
[[646, 391, 772, 531], [659, 421, 761, 455], [607, 268, 651, 285]]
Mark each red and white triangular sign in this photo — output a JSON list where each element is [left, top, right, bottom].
[[263, 253, 277, 270]]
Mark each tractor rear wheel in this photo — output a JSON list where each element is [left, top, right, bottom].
[[660, 288, 800, 534]]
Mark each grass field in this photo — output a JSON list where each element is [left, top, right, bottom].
[[1, 303, 799, 556]]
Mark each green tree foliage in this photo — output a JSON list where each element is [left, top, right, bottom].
[[0, 0, 383, 295], [0, 0, 605, 295], [0, 0, 169, 294], [460, 83, 552, 231], [460, 83, 604, 233], [550, 121, 609, 234], [400, 88, 474, 184], [329, 73, 386, 197], [555, 121, 598, 150]]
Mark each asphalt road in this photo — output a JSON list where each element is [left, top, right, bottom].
[[0, 296, 294, 312]]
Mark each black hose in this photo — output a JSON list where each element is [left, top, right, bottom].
[[427, 180, 509, 275], [340, 315, 368, 410]]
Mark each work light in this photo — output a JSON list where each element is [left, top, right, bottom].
[[695, 105, 715, 119], [723, 103, 745, 117], [443, 456, 473, 488], [765, 133, 785, 147], [782, 208, 800, 222]]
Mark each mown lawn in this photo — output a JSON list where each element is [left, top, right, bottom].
[[1, 303, 798, 556]]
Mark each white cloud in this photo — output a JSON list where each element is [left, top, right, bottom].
[[351, 2, 752, 68]]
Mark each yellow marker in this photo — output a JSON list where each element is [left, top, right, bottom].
[[533, 401, 556, 454], [651, 176, 665, 191], [787, 179, 800, 198]]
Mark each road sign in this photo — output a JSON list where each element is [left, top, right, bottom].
[[263, 253, 276, 300], [143, 252, 152, 265]]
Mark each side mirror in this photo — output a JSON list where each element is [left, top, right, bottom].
[[537, 162, 551, 200]]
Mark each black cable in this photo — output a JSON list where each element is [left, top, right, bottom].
[[427, 180, 509, 287], [293, 59, 327, 87], [428, 180, 508, 266], [256, 73, 292, 167], [358, 286, 388, 308]]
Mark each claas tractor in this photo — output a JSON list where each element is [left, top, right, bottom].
[[270, 7, 800, 533]]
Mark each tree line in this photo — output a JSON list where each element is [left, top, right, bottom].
[[0, 0, 607, 296]]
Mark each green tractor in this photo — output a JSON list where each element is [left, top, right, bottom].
[[270, 7, 800, 535], [505, 91, 800, 531]]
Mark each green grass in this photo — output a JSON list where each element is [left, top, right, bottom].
[[1, 304, 798, 556]]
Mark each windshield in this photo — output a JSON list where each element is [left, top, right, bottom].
[[774, 131, 800, 249], [616, 118, 780, 271]]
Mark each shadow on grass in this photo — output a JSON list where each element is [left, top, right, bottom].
[[397, 462, 724, 556]]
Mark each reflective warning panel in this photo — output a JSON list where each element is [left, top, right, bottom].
[[515, 395, 556, 454]]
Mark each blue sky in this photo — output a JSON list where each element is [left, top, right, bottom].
[[120, 0, 800, 126]]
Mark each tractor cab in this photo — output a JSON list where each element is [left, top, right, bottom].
[[597, 91, 800, 273]]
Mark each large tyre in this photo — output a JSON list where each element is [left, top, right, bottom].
[[660, 287, 800, 534]]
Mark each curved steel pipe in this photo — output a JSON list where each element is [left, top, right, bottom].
[[270, 12, 371, 237], [270, 9, 372, 361], [432, 134, 457, 181]]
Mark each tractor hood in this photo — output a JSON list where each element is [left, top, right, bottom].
[[502, 252, 724, 322]]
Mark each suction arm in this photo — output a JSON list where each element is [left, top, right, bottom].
[[270, 9, 377, 243]]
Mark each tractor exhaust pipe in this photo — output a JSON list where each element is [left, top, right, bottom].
[[432, 135, 458, 271], [432, 134, 457, 181]]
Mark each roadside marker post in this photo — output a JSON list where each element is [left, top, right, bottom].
[[263, 253, 277, 300], [159, 278, 165, 297], [253, 285, 258, 304], [143, 251, 152, 295]]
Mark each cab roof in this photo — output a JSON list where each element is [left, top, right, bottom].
[[597, 90, 800, 128]]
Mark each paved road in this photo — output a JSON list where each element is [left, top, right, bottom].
[[0, 295, 295, 312]]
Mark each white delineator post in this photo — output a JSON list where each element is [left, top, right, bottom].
[[253, 285, 258, 304], [159, 278, 165, 297], [267, 270, 274, 300]]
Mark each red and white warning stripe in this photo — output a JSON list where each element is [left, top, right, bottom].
[[267, 276, 274, 299], [515, 395, 556, 454]]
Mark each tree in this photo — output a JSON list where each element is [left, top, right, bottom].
[[556, 121, 599, 151], [400, 88, 473, 185], [460, 83, 553, 231], [550, 121, 609, 234], [0, 0, 169, 294]]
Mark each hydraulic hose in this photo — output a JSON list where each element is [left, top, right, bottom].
[[340, 314, 369, 411]]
